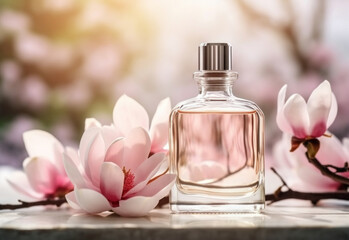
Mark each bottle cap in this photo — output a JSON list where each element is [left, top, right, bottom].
[[198, 43, 232, 71]]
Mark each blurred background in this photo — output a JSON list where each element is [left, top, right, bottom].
[[1, 0, 349, 168]]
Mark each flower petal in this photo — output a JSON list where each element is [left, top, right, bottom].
[[113, 95, 149, 136], [63, 153, 88, 189], [65, 191, 81, 210], [149, 98, 171, 152], [100, 162, 124, 203], [343, 138, 349, 158], [307, 80, 332, 137], [123, 153, 165, 197], [86, 133, 105, 186], [123, 127, 151, 172], [276, 85, 293, 134], [283, 94, 309, 138], [136, 174, 175, 199], [23, 157, 60, 194], [65, 147, 81, 170], [134, 152, 165, 185], [101, 125, 121, 150], [316, 134, 348, 167], [79, 127, 100, 171], [23, 130, 64, 172], [112, 196, 159, 217], [327, 93, 338, 127], [105, 138, 124, 167], [7, 171, 44, 199], [75, 188, 111, 214], [85, 118, 102, 131]]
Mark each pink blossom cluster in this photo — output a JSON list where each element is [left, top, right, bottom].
[[8, 95, 175, 217]]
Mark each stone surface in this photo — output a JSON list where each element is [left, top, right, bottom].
[[1, 205, 349, 240]]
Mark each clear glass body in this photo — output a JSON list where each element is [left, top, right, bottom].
[[169, 72, 265, 213]]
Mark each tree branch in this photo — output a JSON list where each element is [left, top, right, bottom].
[[324, 162, 349, 173], [0, 197, 67, 210], [266, 167, 349, 205], [305, 152, 349, 186], [266, 189, 349, 204]]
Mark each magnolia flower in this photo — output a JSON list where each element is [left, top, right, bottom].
[[7, 130, 73, 199], [63, 127, 175, 217], [85, 95, 171, 154], [272, 133, 349, 192], [277, 80, 337, 140]]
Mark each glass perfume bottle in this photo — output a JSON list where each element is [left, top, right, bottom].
[[169, 43, 265, 213]]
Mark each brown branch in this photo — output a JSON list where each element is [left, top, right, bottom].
[[266, 189, 349, 204], [305, 152, 349, 186], [266, 167, 349, 205], [0, 197, 67, 210], [324, 162, 349, 173]]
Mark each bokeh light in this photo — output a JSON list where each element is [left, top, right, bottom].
[[1, 0, 349, 168]]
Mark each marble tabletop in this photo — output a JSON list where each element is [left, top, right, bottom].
[[2, 167, 349, 240], [1, 204, 349, 240]]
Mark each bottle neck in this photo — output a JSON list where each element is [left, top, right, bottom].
[[198, 84, 234, 97], [194, 71, 238, 98]]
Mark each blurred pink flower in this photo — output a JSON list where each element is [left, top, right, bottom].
[[81, 43, 122, 83], [0, 60, 21, 83], [63, 127, 175, 216], [7, 130, 73, 199], [0, 10, 30, 34], [19, 75, 49, 111], [277, 80, 337, 139], [86, 95, 171, 154], [15, 33, 50, 64], [272, 133, 349, 192], [58, 79, 92, 110]]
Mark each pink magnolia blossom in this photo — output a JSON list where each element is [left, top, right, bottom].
[[63, 127, 175, 217], [277, 80, 337, 139], [7, 130, 73, 199], [85, 94, 171, 154], [272, 133, 349, 192]]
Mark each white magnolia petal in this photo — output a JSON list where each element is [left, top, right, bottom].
[[343, 138, 349, 161], [123, 127, 151, 173], [86, 133, 105, 186], [85, 118, 102, 131], [113, 95, 150, 136], [79, 127, 100, 170], [133, 152, 165, 185], [112, 196, 159, 217], [23, 130, 64, 166], [276, 85, 293, 134], [63, 153, 86, 189], [100, 162, 124, 202], [283, 94, 309, 138], [104, 138, 124, 167], [7, 171, 44, 199], [307, 80, 332, 137], [75, 188, 111, 214], [149, 98, 171, 152], [136, 174, 175, 200], [65, 147, 81, 170], [65, 191, 81, 210], [327, 93, 338, 127], [23, 157, 60, 194], [101, 125, 121, 150]]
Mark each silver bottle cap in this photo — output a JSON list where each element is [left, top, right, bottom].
[[198, 43, 233, 71]]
